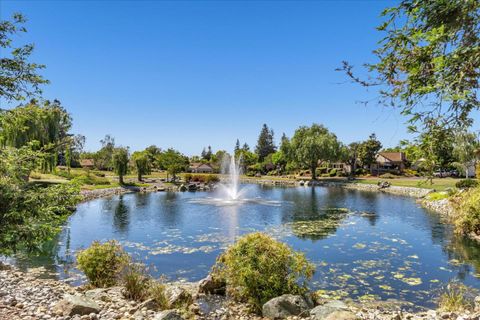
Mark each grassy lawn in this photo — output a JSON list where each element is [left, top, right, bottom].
[[354, 177, 459, 191]]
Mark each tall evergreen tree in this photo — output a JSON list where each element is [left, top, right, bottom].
[[234, 139, 241, 153], [242, 143, 250, 152], [255, 124, 276, 161]]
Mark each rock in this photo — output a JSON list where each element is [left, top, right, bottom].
[[135, 298, 158, 311], [54, 294, 101, 316], [164, 285, 192, 308], [198, 275, 226, 295], [84, 288, 109, 302], [179, 184, 187, 192], [475, 296, 480, 311], [324, 310, 358, 320], [153, 309, 184, 320], [298, 180, 305, 186], [262, 294, 311, 319], [310, 301, 349, 319]]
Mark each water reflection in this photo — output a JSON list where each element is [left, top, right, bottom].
[[113, 196, 130, 234]]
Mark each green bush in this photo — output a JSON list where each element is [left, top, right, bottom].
[[77, 240, 130, 287], [30, 172, 42, 179], [355, 168, 366, 175], [148, 281, 168, 310], [212, 232, 314, 312], [438, 281, 474, 312], [455, 187, 480, 235], [456, 179, 479, 189], [122, 263, 151, 300], [328, 168, 337, 177]]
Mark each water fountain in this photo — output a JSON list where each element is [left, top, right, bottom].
[[189, 153, 280, 206]]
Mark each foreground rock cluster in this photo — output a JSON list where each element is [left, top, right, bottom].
[[2, 265, 480, 320]]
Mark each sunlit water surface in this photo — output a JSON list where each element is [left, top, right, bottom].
[[11, 185, 480, 308]]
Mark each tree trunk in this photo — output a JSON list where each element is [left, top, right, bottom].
[[311, 165, 317, 180], [119, 174, 124, 185], [138, 172, 142, 181]]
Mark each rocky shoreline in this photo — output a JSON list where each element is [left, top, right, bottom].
[[1, 263, 480, 320]]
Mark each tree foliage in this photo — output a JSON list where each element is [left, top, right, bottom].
[[453, 130, 479, 178], [113, 147, 129, 184], [358, 133, 382, 168], [255, 124, 276, 162], [289, 124, 341, 179], [1, 14, 48, 103], [131, 150, 151, 181], [339, 0, 480, 130], [156, 148, 189, 180]]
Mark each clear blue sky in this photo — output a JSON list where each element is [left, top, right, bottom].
[[3, 0, 466, 155]]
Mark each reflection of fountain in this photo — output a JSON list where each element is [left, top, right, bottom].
[[189, 154, 280, 207]]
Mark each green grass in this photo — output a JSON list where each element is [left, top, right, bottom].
[[354, 177, 459, 191]]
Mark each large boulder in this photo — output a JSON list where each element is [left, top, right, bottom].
[[54, 294, 101, 316], [85, 288, 109, 302], [198, 275, 226, 295], [153, 309, 184, 320], [164, 285, 192, 308], [262, 294, 311, 319], [310, 300, 349, 320]]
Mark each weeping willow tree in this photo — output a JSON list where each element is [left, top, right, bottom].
[[113, 147, 129, 184], [132, 150, 151, 181], [0, 99, 72, 172]]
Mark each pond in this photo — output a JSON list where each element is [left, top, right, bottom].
[[12, 184, 480, 308]]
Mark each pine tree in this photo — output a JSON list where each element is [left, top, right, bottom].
[[234, 139, 241, 153], [255, 124, 276, 161]]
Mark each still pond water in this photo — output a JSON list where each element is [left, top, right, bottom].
[[13, 184, 480, 308]]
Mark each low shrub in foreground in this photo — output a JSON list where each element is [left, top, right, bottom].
[[212, 232, 314, 312], [438, 282, 475, 312], [72, 174, 110, 186], [455, 187, 480, 235], [122, 263, 151, 300], [76, 240, 130, 287], [456, 179, 479, 190]]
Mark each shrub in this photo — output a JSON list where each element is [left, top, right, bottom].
[[355, 168, 366, 176], [455, 187, 480, 235], [122, 263, 151, 301], [205, 174, 220, 183], [76, 240, 130, 287], [477, 164, 480, 179], [148, 281, 168, 310], [456, 179, 479, 189], [438, 282, 474, 312], [212, 232, 314, 312], [328, 168, 337, 177]]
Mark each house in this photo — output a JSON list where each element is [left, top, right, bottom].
[[371, 152, 407, 174], [189, 162, 214, 173], [80, 159, 95, 169]]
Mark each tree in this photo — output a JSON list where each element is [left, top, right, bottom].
[[113, 147, 129, 184], [453, 130, 479, 179], [289, 124, 341, 180], [131, 151, 151, 181], [144, 145, 161, 169], [95, 134, 115, 170], [417, 121, 455, 182], [0, 99, 72, 172], [358, 134, 382, 170], [235, 148, 258, 172], [339, 0, 480, 131], [234, 139, 241, 153], [242, 143, 250, 152], [1, 14, 48, 103], [342, 142, 360, 177], [255, 124, 276, 161], [0, 147, 81, 255], [201, 145, 212, 161], [156, 148, 188, 181], [0, 13, 80, 255]]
